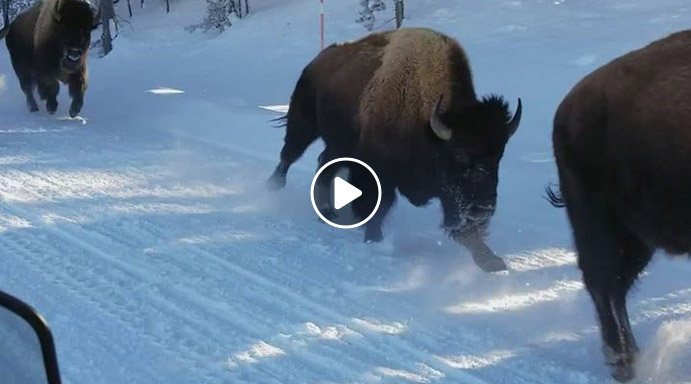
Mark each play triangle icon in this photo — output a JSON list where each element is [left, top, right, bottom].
[[334, 177, 362, 210]]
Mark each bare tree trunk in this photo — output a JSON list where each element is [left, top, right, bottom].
[[126, 0, 132, 17], [100, 0, 116, 55], [244, 0, 249, 16], [2, 0, 10, 28], [140, 0, 144, 9], [165, 0, 169, 13], [395, 0, 404, 29]]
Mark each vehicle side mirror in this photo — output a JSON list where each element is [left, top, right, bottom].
[[0, 290, 62, 384]]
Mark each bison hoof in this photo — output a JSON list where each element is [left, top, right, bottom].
[[605, 347, 637, 383], [69, 103, 82, 118], [318, 207, 336, 221], [28, 104, 39, 113], [473, 254, 508, 273], [609, 360, 636, 383], [364, 227, 384, 243], [266, 173, 286, 191], [46, 100, 58, 115]]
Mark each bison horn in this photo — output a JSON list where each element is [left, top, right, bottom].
[[507, 98, 522, 138], [54, 0, 63, 21], [430, 95, 452, 141]]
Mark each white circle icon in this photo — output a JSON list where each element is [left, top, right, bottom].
[[310, 157, 382, 229]]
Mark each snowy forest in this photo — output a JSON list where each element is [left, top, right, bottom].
[[0, 1, 690, 384], [1, 0, 405, 43]]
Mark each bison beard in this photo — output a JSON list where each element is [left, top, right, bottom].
[[5, 0, 97, 117], [551, 29, 691, 382], [267, 28, 521, 273]]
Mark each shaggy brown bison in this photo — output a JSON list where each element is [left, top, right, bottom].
[[5, 0, 98, 117], [549, 30, 691, 382], [267, 28, 522, 273]]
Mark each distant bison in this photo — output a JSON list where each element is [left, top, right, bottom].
[[5, 0, 98, 117], [267, 28, 521, 272], [549, 30, 691, 382]]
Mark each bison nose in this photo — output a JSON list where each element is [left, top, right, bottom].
[[66, 48, 83, 61]]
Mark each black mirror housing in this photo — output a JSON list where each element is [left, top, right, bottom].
[[0, 290, 62, 384]]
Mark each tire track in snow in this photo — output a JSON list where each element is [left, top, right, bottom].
[[0, 176, 477, 383], [0, 181, 375, 382], [0, 226, 228, 383], [86, 204, 598, 384], [0, 119, 604, 383]]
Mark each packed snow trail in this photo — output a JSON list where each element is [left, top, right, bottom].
[[1, 0, 691, 383]]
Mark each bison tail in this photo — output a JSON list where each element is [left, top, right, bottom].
[[270, 115, 288, 128], [0, 26, 9, 41], [545, 183, 566, 208]]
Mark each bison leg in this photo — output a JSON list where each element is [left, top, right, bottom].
[[314, 147, 338, 219], [7, 47, 38, 112], [579, 227, 651, 382], [267, 118, 318, 190], [350, 163, 395, 243], [452, 232, 508, 273], [562, 172, 652, 382], [68, 72, 87, 118], [363, 185, 395, 243], [38, 79, 59, 115], [16, 72, 38, 113], [268, 120, 318, 190], [267, 77, 318, 191]]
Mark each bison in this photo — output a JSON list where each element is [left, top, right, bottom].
[[5, 0, 98, 117], [267, 28, 522, 273], [549, 30, 691, 382]]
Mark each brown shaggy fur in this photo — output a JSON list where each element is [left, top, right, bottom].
[[269, 28, 520, 273], [359, 29, 475, 144], [6, 0, 95, 117], [551, 29, 691, 382]]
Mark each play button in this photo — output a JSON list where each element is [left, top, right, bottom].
[[333, 177, 362, 210], [311, 157, 381, 229]]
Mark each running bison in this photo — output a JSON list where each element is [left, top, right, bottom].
[[267, 28, 522, 272], [549, 30, 691, 382], [5, 0, 98, 117]]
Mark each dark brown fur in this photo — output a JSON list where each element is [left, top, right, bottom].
[[268, 28, 521, 273], [550, 30, 691, 382], [6, 0, 96, 117]]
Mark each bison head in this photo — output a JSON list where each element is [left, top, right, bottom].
[[429, 95, 521, 237], [53, 0, 98, 73]]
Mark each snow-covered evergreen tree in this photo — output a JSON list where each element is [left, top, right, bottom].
[[1, 0, 38, 33], [1, 0, 10, 34], [356, 0, 386, 31], [370, 0, 386, 12], [188, 0, 249, 33]]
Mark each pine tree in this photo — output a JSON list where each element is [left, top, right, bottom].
[[356, 0, 385, 31], [370, 0, 385, 12], [1, 0, 39, 37], [188, 0, 250, 34]]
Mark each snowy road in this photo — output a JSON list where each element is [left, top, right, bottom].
[[1, 0, 691, 383]]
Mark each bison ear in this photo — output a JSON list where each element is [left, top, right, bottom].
[[507, 98, 522, 138], [92, 5, 102, 30], [430, 95, 452, 141]]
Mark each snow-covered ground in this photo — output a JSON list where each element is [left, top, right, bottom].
[[1, 0, 691, 383]]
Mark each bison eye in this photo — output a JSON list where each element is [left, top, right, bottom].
[[454, 152, 469, 165]]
